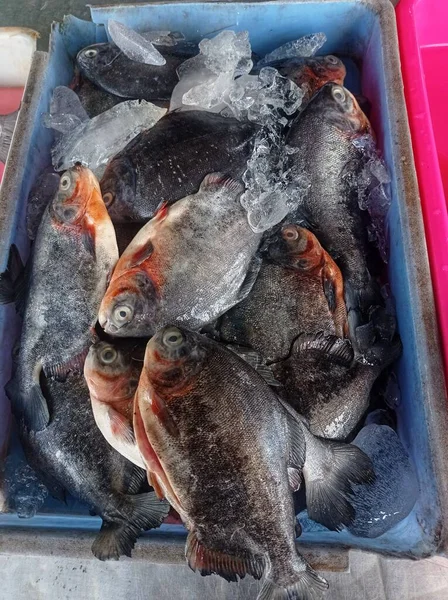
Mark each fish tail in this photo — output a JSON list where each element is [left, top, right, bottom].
[[258, 562, 328, 600], [0, 110, 18, 163], [302, 425, 375, 531], [92, 492, 170, 561]]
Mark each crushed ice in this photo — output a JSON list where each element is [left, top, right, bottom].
[[108, 20, 166, 66], [257, 32, 327, 66], [44, 88, 166, 175]]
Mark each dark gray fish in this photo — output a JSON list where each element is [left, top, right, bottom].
[[71, 71, 124, 118], [134, 326, 375, 599], [26, 171, 60, 240], [76, 43, 193, 102], [19, 371, 169, 559], [5, 166, 118, 432], [220, 224, 348, 363], [100, 111, 260, 222], [272, 333, 401, 441], [286, 83, 381, 340], [99, 174, 262, 338]]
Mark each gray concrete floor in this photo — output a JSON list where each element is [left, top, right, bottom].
[[0, 0, 446, 598]]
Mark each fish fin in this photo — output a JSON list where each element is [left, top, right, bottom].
[[0, 110, 18, 163], [258, 570, 328, 600], [288, 467, 302, 492], [323, 275, 336, 312], [226, 345, 281, 387], [236, 255, 262, 302], [126, 466, 146, 495], [126, 240, 154, 269], [150, 389, 179, 437], [0, 244, 25, 306], [8, 365, 51, 432], [186, 530, 264, 582], [199, 173, 244, 197], [107, 407, 136, 447], [92, 520, 132, 560], [81, 227, 96, 259], [125, 491, 170, 531], [301, 426, 375, 531], [44, 347, 90, 380], [148, 472, 166, 500], [295, 332, 354, 366], [154, 201, 169, 223], [284, 408, 306, 471]]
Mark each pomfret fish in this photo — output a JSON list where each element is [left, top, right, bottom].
[[19, 371, 169, 559], [100, 111, 259, 222], [5, 165, 118, 432], [220, 224, 347, 363], [76, 43, 192, 102], [286, 83, 380, 339], [84, 339, 146, 469], [99, 174, 262, 338], [134, 325, 374, 599]]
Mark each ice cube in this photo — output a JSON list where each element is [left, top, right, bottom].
[[43, 86, 89, 134], [183, 72, 234, 110], [199, 30, 252, 75], [349, 424, 419, 538], [51, 99, 167, 175], [258, 32, 327, 66], [108, 20, 166, 66]]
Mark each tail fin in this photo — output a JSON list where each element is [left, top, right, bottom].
[[0, 110, 18, 163], [92, 492, 169, 560], [302, 427, 375, 531], [258, 566, 328, 600]]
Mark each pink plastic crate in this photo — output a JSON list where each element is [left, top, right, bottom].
[[0, 87, 23, 181], [396, 0, 448, 379]]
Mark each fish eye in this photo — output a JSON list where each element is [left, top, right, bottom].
[[100, 346, 118, 364], [103, 191, 114, 207], [282, 226, 299, 241], [60, 173, 71, 191], [113, 304, 134, 325], [326, 55, 340, 65], [84, 48, 98, 59], [332, 86, 346, 103], [162, 327, 184, 348]]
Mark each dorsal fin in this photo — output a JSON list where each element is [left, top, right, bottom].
[[199, 173, 244, 196], [294, 332, 354, 366]]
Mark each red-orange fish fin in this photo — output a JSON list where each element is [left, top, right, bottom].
[[322, 254, 349, 337], [81, 218, 96, 258], [186, 530, 264, 582], [150, 390, 179, 438], [154, 200, 169, 222], [107, 406, 136, 447], [148, 473, 165, 500]]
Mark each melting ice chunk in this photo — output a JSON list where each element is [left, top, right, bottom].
[[45, 95, 166, 175], [43, 86, 89, 134], [4, 457, 48, 518], [258, 32, 327, 66], [349, 424, 419, 538], [108, 20, 166, 66]]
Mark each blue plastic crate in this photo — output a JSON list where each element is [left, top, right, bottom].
[[0, 0, 447, 565]]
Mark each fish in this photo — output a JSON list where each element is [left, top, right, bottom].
[[133, 325, 375, 599], [285, 83, 381, 342], [272, 332, 402, 441], [76, 43, 193, 102], [220, 224, 348, 363], [99, 174, 262, 338], [3, 165, 119, 432], [71, 71, 124, 118], [99, 111, 259, 222], [26, 171, 61, 240], [255, 55, 346, 105], [0, 110, 18, 163], [84, 339, 146, 469], [18, 371, 169, 559]]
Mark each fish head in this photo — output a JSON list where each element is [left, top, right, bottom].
[[50, 164, 118, 259], [142, 326, 206, 398], [268, 224, 323, 271], [76, 43, 120, 82], [282, 55, 346, 95], [84, 340, 143, 404], [99, 270, 159, 337], [312, 82, 372, 137], [100, 156, 137, 221]]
